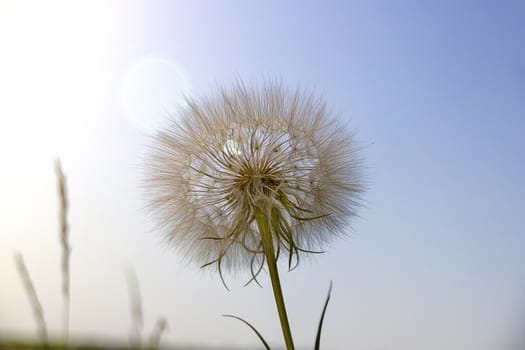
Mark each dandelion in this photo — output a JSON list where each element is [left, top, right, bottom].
[[143, 80, 364, 349]]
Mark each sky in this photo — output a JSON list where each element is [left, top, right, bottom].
[[0, 1, 524, 349]]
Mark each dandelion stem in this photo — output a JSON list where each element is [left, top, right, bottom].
[[255, 205, 295, 350]]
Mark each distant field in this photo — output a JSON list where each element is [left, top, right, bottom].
[[0, 338, 267, 350]]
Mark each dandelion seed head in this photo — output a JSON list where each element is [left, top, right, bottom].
[[143, 81, 364, 275]]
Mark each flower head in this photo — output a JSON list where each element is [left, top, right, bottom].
[[143, 81, 363, 280]]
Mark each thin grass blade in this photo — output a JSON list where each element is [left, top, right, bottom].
[[314, 281, 333, 350], [223, 314, 272, 350]]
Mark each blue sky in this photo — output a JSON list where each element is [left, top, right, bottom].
[[1, 1, 524, 349]]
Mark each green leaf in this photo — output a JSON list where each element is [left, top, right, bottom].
[[314, 281, 333, 350], [223, 314, 272, 350]]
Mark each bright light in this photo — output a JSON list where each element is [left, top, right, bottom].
[[0, 1, 106, 163], [120, 57, 190, 133], [224, 139, 241, 157]]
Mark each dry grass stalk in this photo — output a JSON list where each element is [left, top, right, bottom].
[[125, 268, 144, 349], [13, 252, 48, 344], [149, 317, 169, 350], [55, 158, 71, 344]]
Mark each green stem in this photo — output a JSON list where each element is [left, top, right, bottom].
[[255, 206, 295, 350]]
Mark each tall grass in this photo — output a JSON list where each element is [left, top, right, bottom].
[[55, 158, 71, 345], [126, 268, 144, 349], [7, 160, 171, 349], [13, 252, 48, 345]]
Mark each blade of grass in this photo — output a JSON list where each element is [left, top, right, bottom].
[[13, 252, 48, 344], [314, 281, 333, 350], [125, 267, 144, 349], [55, 158, 71, 345], [149, 317, 169, 350], [223, 314, 271, 350]]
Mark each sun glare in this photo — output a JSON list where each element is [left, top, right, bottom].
[[0, 1, 106, 164], [120, 57, 190, 133]]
